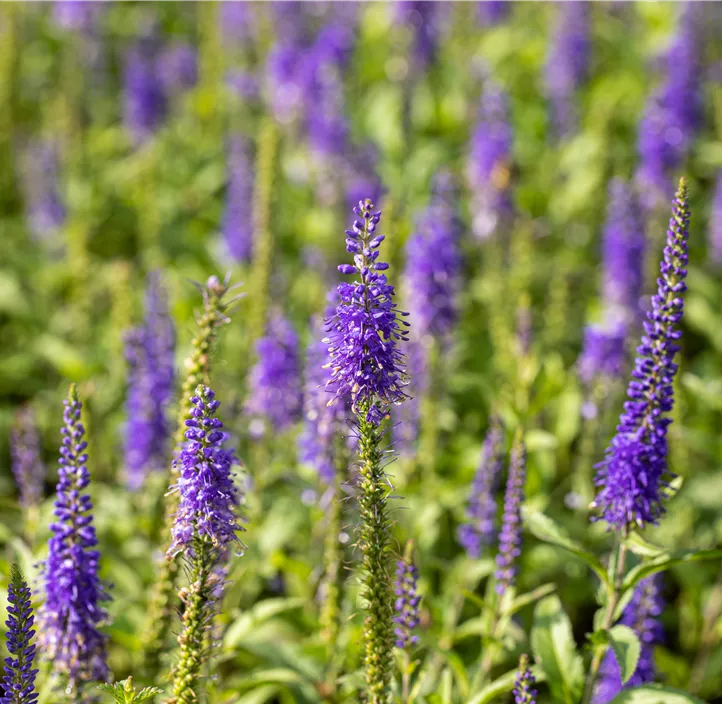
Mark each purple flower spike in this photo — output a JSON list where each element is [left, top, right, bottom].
[[395, 2, 446, 72], [222, 134, 255, 263], [53, 1, 104, 32], [10, 407, 45, 509], [2, 564, 39, 704], [477, 1, 510, 26], [602, 179, 646, 321], [299, 313, 346, 485], [404, 181, 462, 343], [593, 576, 664, 703], [458, 420, 504, 558], [21, 141, 65, 242], [123, 37, 167, 144], [158, 42, 198, 95], [393, 553, 421, 649], [124, 271, 175, 490], [710, 170, 722, 266], [246, 315, 303, 437], [467, 81, 514, 240], [578, 321, 627, 386], [40, 385, 109, 691], [593, 179, 690, 531], [168, 386, 243, 560], [325, 199, 409, 425], [495, 442, 526, 594], [513, 654, 537, 704], [545, 1, 590, 138]]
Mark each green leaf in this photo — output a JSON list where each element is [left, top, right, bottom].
[[223, 597, 306, 649], [623, 533, 666, 559], [229, 685, 282, 704], [608, 625, 641, 685], [97, 678, 162, 703], [467, 666, 546, 704], [530, 595, 584, 704], [608, 684, 707, 703], [622, 549, 722, 593], [524, 510, 610, 587], [507, 582, 557, 617]]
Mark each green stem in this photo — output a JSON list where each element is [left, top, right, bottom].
[[167, 542, 215, 704], [357, 401, 394, 704], [582, 542, 627, 704]]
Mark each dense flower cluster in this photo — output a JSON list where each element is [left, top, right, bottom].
[[325, 199, 409, 425], [1, 565, 39, 704], [495, 442, 526, 594], [246, 315, 303, 437], [513, 654, 537, 704], [168, 386, 242, 559], [222, 134, 255, 263], [40, 386, 109, 690], [602, 179, 645, 321], [393, 556, 421, 649], [544, 2, 589, 138], [299, 314, 346, 485], [124, 271, 176, 490], [10, 407, 45, 509], [636, 6, 700, 210], [467, 81, 514, 240], [593, 180, 690, 530], [593, 576, 664, 703], [458, 420, 505, 558]]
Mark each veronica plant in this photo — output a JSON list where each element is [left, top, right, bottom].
[[2, 564, 39, 704], [166, 385, 244, 704], [325, 198, 408, 703], [40, 384, 109, 697], [142, 274, 241, 677]]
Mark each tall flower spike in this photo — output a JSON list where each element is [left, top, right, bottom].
[[467, 81, 514, 240], [10, 407, 45, 509], [593, 575, 664, 703], [393, 543, 421, 649], [593, 179, 690, 531], [325, 199, 409, 425], [222, 134, 255, 263], [458, 420, 505, 558], [495, 441, 526, 594], [578, 321, 627, 387], [124, 271, 176, 490], [544, 1, 589, 138], [167, 386, 243, 704], [602, 179, 645, 322], [1, 564, 39, 704], [513, 654, 537, 704], [40, 384, 109, 693], [245, 314, 303, 438]]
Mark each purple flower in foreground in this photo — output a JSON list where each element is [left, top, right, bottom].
[[594, 575, 664, 703], [1, 564, 38, 704], [222, 134, 255, 263], [710, 170, 722, 265], [593, 179, 690, 531], [602, 179, 645, 320], [513, 654, 537, 704], [246, 315, 303, 437], [545, 1, 589, 138], [124, 271, 175, 490], [325, 199, 409, 425], [467, 82, 514, 240], [40, 385, 109, 691], [393, 552, 421, 649], [578, 321, 627, 385], [299, 314, 346, 485], [10, 407, 45, 509], [495, 441, 526, 594], [458, 420, 504, 558], [168, 386, 242, 559]]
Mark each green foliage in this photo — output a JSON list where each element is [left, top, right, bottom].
[[608, 684, 707, 704], [608, 625, 642, 686], [98, 677, 163, 704]]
